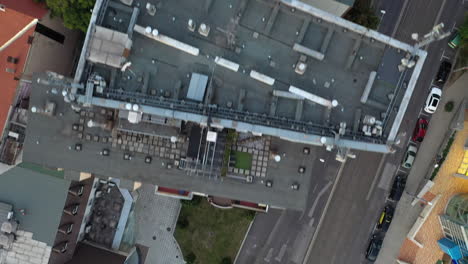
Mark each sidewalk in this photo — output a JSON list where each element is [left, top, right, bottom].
[[376, 73, 468, 264]]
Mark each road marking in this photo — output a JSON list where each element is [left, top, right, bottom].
[[440, 50, 450, 61], [391, 0, 410, 38], [308, 181, 333, 218], [302, 160, 347, 264], [275, 244, 287, 262], [434, 0, 448, 27], [308, 217, 315, 227], [264, 248, 273, 263], [366, 154, 387, 200], [234, 215, 256, 264]]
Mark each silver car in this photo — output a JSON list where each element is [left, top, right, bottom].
[[402, 145, 418, 169]]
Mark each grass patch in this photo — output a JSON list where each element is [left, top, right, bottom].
[[18, 162, 65, 179], [233, 151, 252, 170], [175, 198, 252, 264], [221, 130, 238, 176], [430, 132, 456, 180]]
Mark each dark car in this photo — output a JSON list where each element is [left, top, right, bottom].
[[435, 60, 452, 85], [376, 205, 394, 231], [412, 117, 429, 142], [389, 175, 406, 201], [365, 235, 382, 262]]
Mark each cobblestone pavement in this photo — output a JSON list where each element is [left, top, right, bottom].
[[133, 184, 185, 264]]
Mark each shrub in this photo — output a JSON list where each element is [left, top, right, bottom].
[[177, 215, 189, 229], [186, 252, 197, 264], [181, 196, 202, 207], [445, 101, 454, 112], [221, 257, 232, 264]]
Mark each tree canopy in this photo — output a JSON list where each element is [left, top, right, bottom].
[[36, 0, 95, 32], [460, 12, 468, 49]]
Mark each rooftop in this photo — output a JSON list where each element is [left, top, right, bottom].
[[0, 6, 36, 137], [0, 166, 70, 246], [23, 0, 427, 210]]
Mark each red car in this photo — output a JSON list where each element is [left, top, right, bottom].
[[412, 118, 428, 142]]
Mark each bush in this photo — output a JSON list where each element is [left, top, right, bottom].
[[221, 257, 232, 264], [181, 196, 202, 207], [177, 215, 189, 229], [243, 209, 256, 221], [445, 101, 454, 112], [186, 252, 197, 264]]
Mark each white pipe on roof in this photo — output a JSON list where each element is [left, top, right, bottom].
[[273, 90, 303, 100], [134, 24, 199, 56], [0, 18, 38, 52], [214, 56, 239, 72], [360, 71, 376, 104], [289, 85, 333, 108], [250, 70, 275, 86], [293, 43, 324, 61]]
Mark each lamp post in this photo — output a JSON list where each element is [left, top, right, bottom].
[[377, 10, 386, 31]]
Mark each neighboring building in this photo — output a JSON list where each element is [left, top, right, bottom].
[[439, 194, 468, 263], [23, 0, 427, 210], [0, 166, 70, 264], [289, 0, 354, 17], [0, 0, 82, 166]]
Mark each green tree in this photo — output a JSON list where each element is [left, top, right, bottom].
[[460, 12, 468, 48], [44, 0, 95, 32], [344, 0, 380, 30]]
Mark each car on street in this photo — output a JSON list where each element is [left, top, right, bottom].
[[402, 145, 418, 169], [365, 234, 382, 262], [448, 32, 460, 49], [389, 175, 406, 201], [435, 60, 452, 85], [412, 117, 429, 142], [376, 205, 394, 231], [424, 87, 442, 114]]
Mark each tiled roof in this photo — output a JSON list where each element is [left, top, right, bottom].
[[0, 0, 48, 19], [0, 7, 36, 135]]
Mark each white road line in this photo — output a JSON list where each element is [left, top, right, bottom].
[[302, 160, 347, 264], [264, 248, 273, 263], [275, 244, 287, 262], [234, 215, 256, 264], [308, 217, 315, 227], [308, 181, 333, 218], [366, 154, 388, 201]]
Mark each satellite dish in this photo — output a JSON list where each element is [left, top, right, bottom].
[[31, 106, 37, 113], [170, 136, 177, 143], [132, 104, 139, 111], [145, 26, 152, 34], [411, 33, 419, 40], [125, 103, 132, 110], [331, 100, 338, 107], [274, 155, 281, 162], [320, 137, 327, 144]]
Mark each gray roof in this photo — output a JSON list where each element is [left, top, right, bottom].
[[336, 0, 355, 6], [0, 166, 70, 245]]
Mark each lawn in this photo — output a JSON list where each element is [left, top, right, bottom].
[[175, 197, 253, 264], [233, 151, 252, 170]]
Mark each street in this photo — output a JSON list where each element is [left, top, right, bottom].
[[235, 0, 466, 263]]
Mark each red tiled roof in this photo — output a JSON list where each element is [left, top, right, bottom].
[[0, 8, 36, 134], [0, 0, 47, 19]]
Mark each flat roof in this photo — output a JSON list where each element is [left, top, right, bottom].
[[0, 166, 70, 245], [71, 0, 425, 152], [24, 73, 316, 210]]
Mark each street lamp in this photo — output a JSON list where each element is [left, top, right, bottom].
[[377, 10, 386, 31]]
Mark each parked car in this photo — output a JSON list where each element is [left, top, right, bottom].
[[448, 33, 460, 49], [389, 175, 406, 201], [365, 235, 383, 262], [424, 87, 442, 114], [377, 205, 394, 231], [402, 145, 418, 169], [435, 60, 452, 85], [412, 118, 429, 142]]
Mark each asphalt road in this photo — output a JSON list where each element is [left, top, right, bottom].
[[235, 146, 341, 264], [236, 0, 464, 264], [304, 0, 465, 263]]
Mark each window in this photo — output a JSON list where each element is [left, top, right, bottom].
[[66, 223, 73, 234]]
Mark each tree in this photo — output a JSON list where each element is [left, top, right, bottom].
[[344, 0, 380, 30], [460, 12, 468, 49], [44, 0, 95, 32]]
